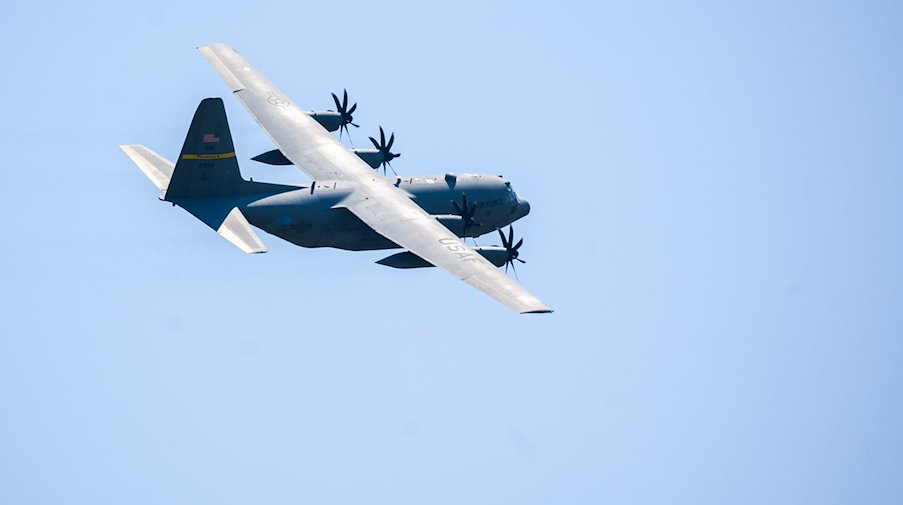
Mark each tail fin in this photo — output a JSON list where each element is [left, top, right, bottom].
[[164, 98, 249, 200]]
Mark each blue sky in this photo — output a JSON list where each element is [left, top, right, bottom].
[[2, 1, 902, 503]]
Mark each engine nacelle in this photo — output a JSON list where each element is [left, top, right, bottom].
[[251, 149, 292, 165], [350, 148, 385, 169], [253, 147, 387, 170], [376, 246, 508, 269], [306, 111, 343, 132]]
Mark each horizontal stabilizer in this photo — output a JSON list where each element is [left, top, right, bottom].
[[120, 144, 174, 191], [217, 207, 267, 253]]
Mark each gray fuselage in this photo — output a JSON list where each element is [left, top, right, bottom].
[[232, 174, 531, 251]]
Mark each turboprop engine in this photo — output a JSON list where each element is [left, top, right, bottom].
[[376, 225, 527, 274], [304, 89, 358, 137], [253, 125, 400, 175]]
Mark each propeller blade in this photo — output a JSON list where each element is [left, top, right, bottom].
[[332, 93, 342, 112], [496, 225, 526, 276], [379, 126, 386, 147], [369, 136, 381, 150], [452, 193, 483, 236], [347, 102, 357, 114], [386, 132, 395, 151], [342, 89, 349, 111]]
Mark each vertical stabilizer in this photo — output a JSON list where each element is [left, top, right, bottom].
[[164, 98, 248, 200]]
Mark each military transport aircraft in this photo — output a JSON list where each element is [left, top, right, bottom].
[[120, 44, 551, 314]]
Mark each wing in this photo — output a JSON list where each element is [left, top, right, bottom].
[[336, 185, 553, 314], [199, 44, 372, 182], [198, 44, 552, 313]]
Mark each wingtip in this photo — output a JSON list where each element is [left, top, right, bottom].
[[198, 44, 246, 92], [198, 43, 233, 52]]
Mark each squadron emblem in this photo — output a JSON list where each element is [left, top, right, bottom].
[[266, 91, 289, 108]]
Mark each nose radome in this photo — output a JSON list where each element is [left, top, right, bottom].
[[518, 198, 531, 217]]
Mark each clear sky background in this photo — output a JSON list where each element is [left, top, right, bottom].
[[2, 1, 902, 503]]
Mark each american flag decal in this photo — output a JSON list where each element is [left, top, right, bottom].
[[203, 133, 220, 143]]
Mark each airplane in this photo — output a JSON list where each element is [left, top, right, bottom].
[[120, 44, 551, 314]]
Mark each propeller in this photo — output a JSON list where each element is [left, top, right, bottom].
[[331, 89, 359, 140], [498, 225, 526, 277], [451, 193, 481, 239], [368, 126, 401, 175]]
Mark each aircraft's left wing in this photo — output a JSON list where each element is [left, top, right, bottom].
[[199, 43, 373, 182], [198, 44, 552, 313]]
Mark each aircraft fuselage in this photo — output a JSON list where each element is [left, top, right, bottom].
[[229, 173, 530, 251]]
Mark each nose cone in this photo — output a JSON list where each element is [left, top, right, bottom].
[[517, 198, 531, 219]]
